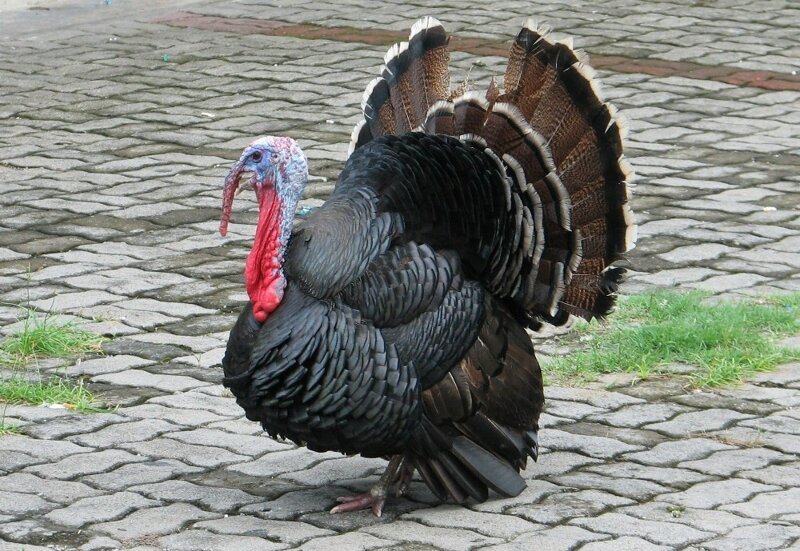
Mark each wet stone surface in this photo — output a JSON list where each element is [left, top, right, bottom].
[[1, 0, 800, 549]]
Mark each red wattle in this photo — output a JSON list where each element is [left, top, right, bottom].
[[245, 187, 286, 324]]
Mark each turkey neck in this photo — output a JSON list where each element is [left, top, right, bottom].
[[245, 187, 294, 323]]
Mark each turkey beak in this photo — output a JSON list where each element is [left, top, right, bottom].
[[220, 160, 246, 237]]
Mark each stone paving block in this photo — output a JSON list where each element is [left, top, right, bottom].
[[68, 419, 179, 448], [720, 487, 800, 519], [550, 471, 668, 501], [239, 486, 345, 519], [79, 536, 124, 551], [81, 459, 203, 491], [544, 400, 606, 420], [707, 426, 800, 455], [588, 402, 692, 428], [127, 331, 226, 353], [166, 428, 291, 456], [0, 451, 40, 473], [21, 412, 128, 439], [508, 489, 634, 525], [655, 479, 781, 509], [118, 403, 230, 426], [158, 529, 288, 551], [583, 461, 713, 488], [0, 435, 88, 460], [545, 387, 644, 409], [30, 290, 124, 313], [283, 456, 386, 486], [44, 491, 159, 529], [0, 490, 54, 517], [172, 347, 226, 368], [658, 243, 737, 263], [63, 354, 155, 376], [686, 272, 772, 292], [297, 532, 394, 551], [364, 520, 502, 551], [121, 297, 215, 317], [677, 447, 787, 476], [227, 447, 342, 479], [129, 479, 261, 512], [624, 438, 734, 466], [739, 412, 800, 435], [542, 429, 644, 459], [120, 437, 247, 469], [618, 502, 759, 536], [25, 448, 147, 480], [570, 512, 713, 546], [194, 515, 334, 546], [522, 451, 603, 478], [94, 503, 221, 540], [149, 390, 244, 417], [643, 408, 754, 436], [401, 506, 544, 539], [205, 419, 265, 435], [737, 462, 800, 486], [0, 472, 100, 505], [579, 536, 670, 551], [92, 368, 210, 393], [482, 525, 609, 551], [699, 523, 800, 551], [77, 304, 179, 329], [469, 480, 562, 513]]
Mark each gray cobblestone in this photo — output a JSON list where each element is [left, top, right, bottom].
[[194, 515, 334, 545], [484, 525, 608, 551], [0, 473, 100, 504], [120, 438, 247, 469], [624, 438, 734, 466], [25, 449, 146, 480], [655, 479, 781, 509], [94, 503, 220, 541], [571, 512, 713, 546], [158, 530, 288, 551], [129, 480, 261, 512], [699, 523, 800, 551], [44, 492, 160, 529], [364, 520, 501, 550]]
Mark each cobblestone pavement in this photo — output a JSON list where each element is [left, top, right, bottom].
[[1, 1, 799, 549]]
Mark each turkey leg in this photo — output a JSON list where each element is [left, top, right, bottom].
[[330, 455, 410, 516]]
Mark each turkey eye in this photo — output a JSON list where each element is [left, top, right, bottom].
[[251, 151, 263, 163]]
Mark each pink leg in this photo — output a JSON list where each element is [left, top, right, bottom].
[[330, 455, 409, 517]]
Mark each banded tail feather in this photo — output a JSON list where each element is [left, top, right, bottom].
[[350, 16, 635, 325]]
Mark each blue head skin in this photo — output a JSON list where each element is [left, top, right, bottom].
[[220, 136, 308, 237]]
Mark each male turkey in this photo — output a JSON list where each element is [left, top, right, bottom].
[[219, 17, 635, 515]]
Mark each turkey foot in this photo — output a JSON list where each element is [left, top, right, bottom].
[[330, 455, 409, 516]]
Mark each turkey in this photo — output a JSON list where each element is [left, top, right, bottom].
[[219, 16, 635, 516]]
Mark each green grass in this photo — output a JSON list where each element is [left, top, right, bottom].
[[0, 421, 22, 436], [0, 309, 105, 368], [0, 376, 108, 413], [543, 291, 800, 387]]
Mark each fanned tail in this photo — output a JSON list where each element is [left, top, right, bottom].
[[350, 17, 636, 324]]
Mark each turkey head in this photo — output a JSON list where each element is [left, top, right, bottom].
[[220, 136, 308, 322]]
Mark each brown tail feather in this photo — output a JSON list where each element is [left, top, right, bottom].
[[350, 16, 636, 324]]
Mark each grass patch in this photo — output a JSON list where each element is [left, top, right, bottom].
[[0, 376, 108, 413], [0, 421, 22, 436], [543, 291, 799, 387], [0, 309, 104, 368]]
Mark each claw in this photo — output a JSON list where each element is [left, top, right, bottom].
[[330, 494, 386, 516]]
